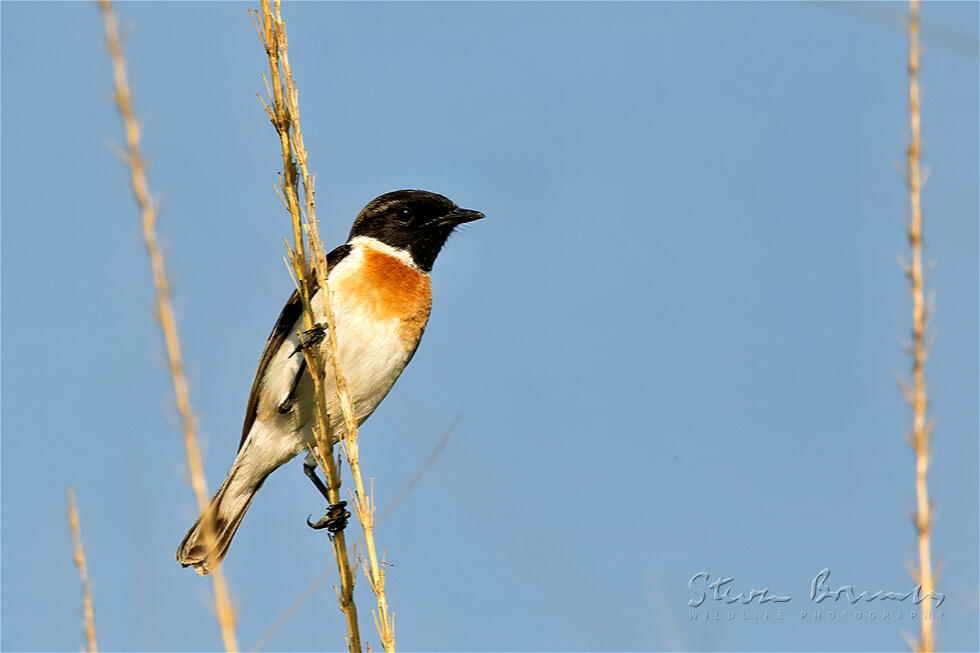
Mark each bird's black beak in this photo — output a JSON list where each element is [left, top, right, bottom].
[[441, 207, 485, 225]]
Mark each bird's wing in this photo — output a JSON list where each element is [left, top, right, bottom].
[[238, 244, 352, 451]]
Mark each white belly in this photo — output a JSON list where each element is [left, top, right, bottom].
[[314, 285, 418, 434], [246, 244, 428, 468]]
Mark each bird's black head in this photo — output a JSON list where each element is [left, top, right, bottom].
[[348, 190, 484, 272]]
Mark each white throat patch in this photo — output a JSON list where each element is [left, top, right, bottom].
[[347, 236, 419, 270]]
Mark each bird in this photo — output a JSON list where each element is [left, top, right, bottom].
[[176, 189, 484, 575]]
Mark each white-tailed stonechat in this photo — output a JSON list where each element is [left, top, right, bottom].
[[177, 190, 484, 574]]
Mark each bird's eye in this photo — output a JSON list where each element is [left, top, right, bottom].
[[394, 207, 414, 225]]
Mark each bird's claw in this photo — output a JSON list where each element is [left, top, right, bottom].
[[291, 323, 328, 357], [307, 501, 350, 537]]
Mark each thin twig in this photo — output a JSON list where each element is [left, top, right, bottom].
[[67, 488, 98, 653], [253, 1, 363, 649], [905, 2, 937, 651], [97, 1, 238, 650]]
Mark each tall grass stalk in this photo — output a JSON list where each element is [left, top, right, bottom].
[[97, 1, 238, 649], [269, 8, 397, 642], [904, 1, 937, 650], [67, 488, 98, 653], [252, 1, 368, 649]]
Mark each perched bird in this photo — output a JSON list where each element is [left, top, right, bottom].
[[176, 190, 483, 574]]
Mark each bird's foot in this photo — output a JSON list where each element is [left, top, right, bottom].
[[290, 323, 328, 357], [302, 454, 350, 538], [307, 501, 351, 536]]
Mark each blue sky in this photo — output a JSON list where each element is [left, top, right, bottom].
[[2, 2, 977, 651]]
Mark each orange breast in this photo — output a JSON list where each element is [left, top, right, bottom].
[[338, 246, 432, 345]]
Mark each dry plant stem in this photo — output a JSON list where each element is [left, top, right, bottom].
[[67, 488, 98, 653], [267, 3, 396, 648], [906, 2, 936, 652], [345, 436, 395, 652], [97, 1, 238, 650], [255, 2, 362, 650]]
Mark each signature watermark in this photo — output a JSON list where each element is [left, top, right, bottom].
[[687, 569, 945, 624]]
